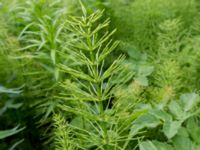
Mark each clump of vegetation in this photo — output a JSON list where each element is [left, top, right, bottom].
[[1, 0, 200, 149]]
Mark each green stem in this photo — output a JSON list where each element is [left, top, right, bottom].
[[97, 83, 110, 150], [88, 31, 110, 149]]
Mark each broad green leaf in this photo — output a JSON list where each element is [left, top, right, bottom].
[[177, 127, 189, 137], [139, 140, 173, 150], [127, 46, 141, 59], [180, 93, 200, 112], [139, 141, 157, 150], [138, 66, 154, 76], [168, 101, 183, 119], [163, 121, 182, 139], [173, 135, 198, 150], [186, 118, 200, 144], [134, 65, 154, 86], [134, 113, 161, 128], [150, 109, 172, 122], [152, 140, 174, 150], [131, 113, 161, 136], [135, 76, 148, 86]]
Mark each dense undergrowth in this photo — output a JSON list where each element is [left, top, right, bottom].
[[1, 0, 200, 149]]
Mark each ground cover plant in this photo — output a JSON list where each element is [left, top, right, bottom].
[[1, 0, 200, 149]]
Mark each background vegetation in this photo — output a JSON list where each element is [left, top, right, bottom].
[[1, 0, 200, 149]]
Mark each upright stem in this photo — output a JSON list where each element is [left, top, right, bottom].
[[87, 26, 110, 149], [91, 54, 110, 149]]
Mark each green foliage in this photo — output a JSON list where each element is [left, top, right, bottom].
[[108, 0, 197, 52], [53, 113, 77, 150], [13, 0, 72, 127], [0, 86, 24, 149], [134, 93, 200, 149], [57, 3, 139, 149], [0, 126, 24, 140], [1, 0, 200, 149]]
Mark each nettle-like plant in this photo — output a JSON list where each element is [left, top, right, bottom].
[[137, 93, 200, 150], [54, 2, 143, 149]]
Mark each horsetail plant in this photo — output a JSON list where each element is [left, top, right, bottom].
[[54, 1, 142, 149]]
